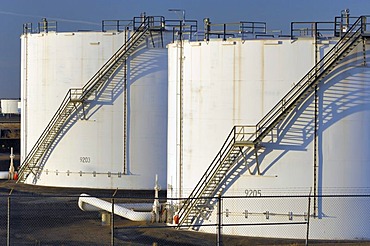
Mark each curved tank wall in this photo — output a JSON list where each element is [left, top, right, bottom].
[[167, 37, 370, 239], [1, 99, 20, 114], [168, 38, 316, 198], [20, 29, 169, 189]]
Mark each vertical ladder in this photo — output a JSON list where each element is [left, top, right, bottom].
[[17, 17, 155, 183], [178, 16, 366, 227]]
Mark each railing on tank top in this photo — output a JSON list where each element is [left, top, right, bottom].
[[202, 20, 267, 41], [291, 15, 369, 38]]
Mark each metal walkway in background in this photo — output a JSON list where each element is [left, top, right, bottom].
[[17, 17, 157, 183], [178, 16, 368, 228]]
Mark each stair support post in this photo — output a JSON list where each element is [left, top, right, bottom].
[[363, 36, 367, 67], [239, 146, 252, 175], [313, 24, 319, 217], [254, 145, 261, 175]]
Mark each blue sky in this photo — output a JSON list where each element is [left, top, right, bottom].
[[0, 0, 367, 98]]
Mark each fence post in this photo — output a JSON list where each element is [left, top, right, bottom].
[[217, 195, 223, 246], [7, 189, 13, 246], [111, 189, 118, 246], [306, 190, 312, 246]]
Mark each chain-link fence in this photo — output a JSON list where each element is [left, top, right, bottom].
[[177, 194, 370, 246], [0, 189, 369, 245]]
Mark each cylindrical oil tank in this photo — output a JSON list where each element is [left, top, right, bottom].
[[20, 26, 169, 190], [1, 99, 20, 114], [167, 37, 370, 239]]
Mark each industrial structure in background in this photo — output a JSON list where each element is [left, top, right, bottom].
[[18, 10, 370, 240], [0, 99, 20, 174]]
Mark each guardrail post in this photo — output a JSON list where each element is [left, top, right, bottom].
[[362, 16, 367, 33], [204, 18, 210, 42], [7, 189, 13, 246], [179, 20, 183, 40], [305, 190, 312, 246], [111, 189, 118, 246]]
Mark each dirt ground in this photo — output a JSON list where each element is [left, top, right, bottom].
[[0, 180, 368, 245]]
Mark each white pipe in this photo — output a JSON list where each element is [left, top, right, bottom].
[[0, 171, 9, 179], [78, 193, 152, 221], [153, 174, 161, 222], [117, 203, 153, 211], [78, 202, 153, 212]]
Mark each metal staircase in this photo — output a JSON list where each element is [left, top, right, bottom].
[[178, 126, 257, 226], [17, 17, 155, 183], [177, 16, 367, 227]]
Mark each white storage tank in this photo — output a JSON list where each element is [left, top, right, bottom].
[[1, 99, 20, 114], [167, 20, 370, 239], [168, 37, 316, 198], [20, 18, 171, 189]]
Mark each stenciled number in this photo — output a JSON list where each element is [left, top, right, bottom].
[[80, 157, 91, 163], [245, 189, 262, 197]]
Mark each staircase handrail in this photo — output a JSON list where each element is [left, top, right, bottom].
[[18, 88, 80, 175], [177, 126, 236, 223], [81, 18, 151, 99], [178, 125, 255, 223], [255, 16, 364, 143]]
